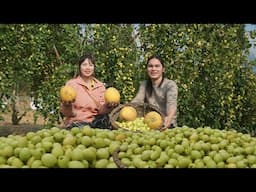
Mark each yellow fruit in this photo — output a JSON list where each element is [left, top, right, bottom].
[[60, 86, 77, 102], [115, 133, 127, 141], [104, 87, 120, 103], [119, 106, 137, 121], [144, 111, 163, 129]]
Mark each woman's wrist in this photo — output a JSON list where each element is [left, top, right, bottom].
[[164, 116, 172, 127]]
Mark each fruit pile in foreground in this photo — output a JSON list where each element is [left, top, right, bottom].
[[1, 126, 256, 168]]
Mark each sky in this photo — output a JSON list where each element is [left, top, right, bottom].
[[245, 24, 256, 32], [245, 24, 256, 61]]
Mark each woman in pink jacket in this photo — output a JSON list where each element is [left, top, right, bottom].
[[60, 54, 118, 129]]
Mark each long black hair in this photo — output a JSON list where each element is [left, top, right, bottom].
[[145, 55, 165, 100]]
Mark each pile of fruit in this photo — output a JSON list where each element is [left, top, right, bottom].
[[115, 106, 163, 132], [115, 117, 152, 132], [1, 125, 256, 168]]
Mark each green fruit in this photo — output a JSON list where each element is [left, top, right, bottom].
[[42, 136, 54, 143], [96, 148, 110, 159], [159, 140, 169, 150], [150, 150, 161, 161], [63, 135, 76, 146], [106, 162, 118, 168], [27, 156, 36, 167], [94, 138, 107, 148], [177, 157, 191, 168], [2, 146, 14, 158], [11, 158, 24, 168], [71, 127, 80, 135], [118, 152, 126, 159], [247, 155, 256, 165], [133, 157, 148, 168], [0, 165, 11, 168], [168, 158, 178, 167], [8, 140, 18, 148], [83, 148, 96, 162], [31, 160, 43, 168], [245, 146, 254, 155], [108, 142, 120, 154], [95, 159, 108, 168], [205, 160, 217, 168], [156, 152, 169, 167], [19, 148, 32, 162], [80, 136, 92, 147], [50, 127, 60, 134], [58, 155, 69, 168], [213, 153, 223, 163], [236, 160, 247, 168], [96, 131, 109, 139], [17, 137, 28, 147], [119, 142, 128, 152], [68, 161, 85, 168], [141, 150, 151, 161], [148, 160, 157, 168], [42, 141, 53, 153], [81, 126, 95, 137], [82, 160, 89, 168], [53, 132, 64, 143], [0, 156, 7, 165], [31, 135, 42, 145], [41, 153, 57, 168], [7, 156, 16, 165], [194, 161, 205, 168], [190, 150, 202, 160], [71, 148, 84, 161], [121, 158, 131, 167], [133, 147, 143, 155], [51, 146, 64, 158], [148, 138, 156, 145], [31, 148, 44, 161], [106, 131, 115, 140], [164, 164, 174, 168], [64, 148, 73, 160], [26, 132, 36, 140], [226, 163, 237, 168]]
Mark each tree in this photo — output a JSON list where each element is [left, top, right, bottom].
[[138, 24, 256, 133], [0, 24, 81, 125]]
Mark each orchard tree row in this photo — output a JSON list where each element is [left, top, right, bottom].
[[0, 24, 255, 135]]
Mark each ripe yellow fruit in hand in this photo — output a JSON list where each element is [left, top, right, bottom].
[[60, 86, 77, 102], [119, 106, 137, 121], [144, 111, 163, 129], [104, 87, 120, 103]]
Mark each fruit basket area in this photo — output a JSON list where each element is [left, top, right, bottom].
[[109, 102, 165, 131], [112, 147, 128, 168]]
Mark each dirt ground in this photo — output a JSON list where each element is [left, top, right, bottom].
[[0, 97, 63, 137], [0, 111, 46, 136]]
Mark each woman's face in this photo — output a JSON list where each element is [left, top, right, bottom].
[[147, 58, 164, 80], [80, 58, 95, 78]]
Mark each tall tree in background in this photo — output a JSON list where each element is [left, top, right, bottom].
[[138, 24, 256, 133], [0, 24, 81, 125]]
